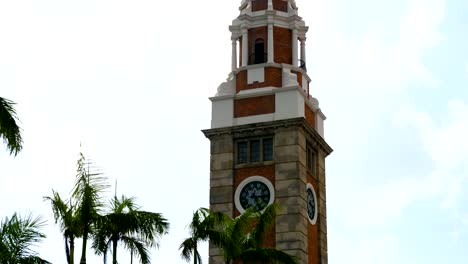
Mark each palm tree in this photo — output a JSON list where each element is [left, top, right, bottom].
[[93, 195, 169, 264], [72, 153, 109, 264], [202, 204, 298, 264], [179, 208, 220, 264], [0, 213, 50, 264], [44, 190, 81, 264], [0, 97, 22, 156]]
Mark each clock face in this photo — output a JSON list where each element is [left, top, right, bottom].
[[239, 181, 271, 211], [307, 188, 316, 221]]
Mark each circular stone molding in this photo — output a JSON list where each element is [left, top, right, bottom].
[[234, 176, 275, 213], [306, 183, 318, 225]]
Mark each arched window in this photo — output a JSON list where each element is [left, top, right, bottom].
[[254, 38, 265, 64]]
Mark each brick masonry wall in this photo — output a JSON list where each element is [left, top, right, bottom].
[[234, 95, 275, 118], [235, 67, 283, 93], [304, 103, 316, 129], [274, 26, 292, 64], [292, 70, 303, 87], [307, 173, 320, 264], [273, 0, 288, 12], [234, 165, 276, 248], [252, 0, 268, 11]]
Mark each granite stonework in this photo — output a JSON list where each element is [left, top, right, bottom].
[[206, 134, 235, 263], [203, 118, 332, 264]]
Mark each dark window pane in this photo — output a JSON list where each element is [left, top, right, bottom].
[[263, 138, 273, 161], [250, 140, 261, 162], [306, 146, 315, 171], [238, 142, 248, 164]]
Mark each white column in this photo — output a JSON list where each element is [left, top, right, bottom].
[[267, 24, 274, 63], [300, 37, 306, 68], [292, 29, 298, 67], [268, 0, 273, 10], [231, 38, 238, 71], [241, 28, 248, 67]]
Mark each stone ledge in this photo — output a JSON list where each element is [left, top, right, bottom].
[[202, 117, 333, 156]]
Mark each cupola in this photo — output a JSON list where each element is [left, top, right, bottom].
[[212, 0, 326, 139]]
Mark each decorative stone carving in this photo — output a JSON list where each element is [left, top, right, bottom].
[[282, 68, 299, 87], [215, 73, 236, 96], [239, 0, 251, 13], [290, 0, 297, 10], [308, 96, 319, 111]]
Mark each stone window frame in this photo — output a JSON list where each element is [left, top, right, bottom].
[[306, 183, 318, 225], [235, 137, 274, 165], [234, 176, 275, 213]]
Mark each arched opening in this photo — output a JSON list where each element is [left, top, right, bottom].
[[253, 38, 265, 64]]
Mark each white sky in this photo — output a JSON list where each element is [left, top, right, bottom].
[[1, 0, 468, 263]]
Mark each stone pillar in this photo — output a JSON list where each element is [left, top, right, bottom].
[[241, 27, 248, 67], [300, 37, 306, 68], [268, 23, 274, 63], [231, 38, 238, 71], [208, 134, 234, 264], [268, 0, 273, 10], [275, 127, 309, 264], [292, 29, 298, 67]]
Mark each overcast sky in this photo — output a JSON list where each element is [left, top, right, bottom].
[[1, 0, 468, 263]]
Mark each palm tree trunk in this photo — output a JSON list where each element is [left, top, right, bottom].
[[194, 245, 197, 264], [65, 236, 71, 264], [130, 249, 133, 264], [80, 229, 88, 264], [70, 236, 75, 264], [112, 237, 118, 264]]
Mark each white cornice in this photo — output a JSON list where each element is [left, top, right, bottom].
[[231, 11, 307, 32]]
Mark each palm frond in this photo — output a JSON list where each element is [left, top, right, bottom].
[[252, 203, 278, 247], [179, 237, 194, 262], [92, 195, 169, 264], [0, 213, 50, 264], [0, 97, 22, 156], [121, 236, 151, 264], [17, 255, 52, 264]]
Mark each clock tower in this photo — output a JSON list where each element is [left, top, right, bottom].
[[202, 1, 332, 263]]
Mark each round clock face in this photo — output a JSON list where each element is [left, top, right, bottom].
[[239, 181, 271, 211], [306, 183, 318, 224], [235, 176, 275, 213], [307, 188, 316, 221]]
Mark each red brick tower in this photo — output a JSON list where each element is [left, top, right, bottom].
[[203, 1, 332, 263]]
